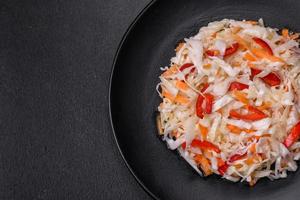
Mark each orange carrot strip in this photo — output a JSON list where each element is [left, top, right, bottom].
[[162, 89, 174, 101], [199, 124, 208, 140], [175, 80, 189, 91], [251, 48, 284, 63], [174, 94, 189, 104], [233, 90, 249, 104], [245, 20, 258, 25], [244, 52, 257, 61], [194, 154, 213, 176]]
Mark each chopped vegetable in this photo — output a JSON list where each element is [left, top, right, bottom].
[[194, 154, 213, 176], [250, 68, 281, 86], [218, 163, 229, 175], [204, 93, 214, 114], [179, 63, 194, 71], [191, 140, 221, 153], [261, 73, 281, 86], [283, 121, 300, 148], [224, 43, 239, 57], [244, 52, 257, 61], [228, 153, 247, 163], [206, 50, 220, 57], [252, 37, 273, 55], [230, 106, 267, 121], [201, 83, 210, 93], [196, 94, 205, 118], [229, 81, 249, 91]]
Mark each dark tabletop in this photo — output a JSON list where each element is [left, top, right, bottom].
[[0, 0, 151, 199]]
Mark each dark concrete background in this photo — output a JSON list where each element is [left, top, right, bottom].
[[0, 0, 151, 199]]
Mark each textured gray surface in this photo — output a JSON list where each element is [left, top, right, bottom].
[[0, 0, 151, 199]]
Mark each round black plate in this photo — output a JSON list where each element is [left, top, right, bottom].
[[109, 0, 300, 199]]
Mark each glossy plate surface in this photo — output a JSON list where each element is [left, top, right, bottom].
[[110, 0, 300, 199]]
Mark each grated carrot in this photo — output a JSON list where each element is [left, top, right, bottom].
[[233, 34, 250, 50], [194, 154, 213, 176], [233, 90, 249, 104], [174, 94, 189, 104], [234, 164, 243, 169], [227, 124, 243, 134], [198, 124, 208, 140], [257, 101, 272, 111], [249, 143, 256, 154], [231, 27, 242, 34], [203, 63, 212, 69], [175, 80, 189, 91], [162, 89, 174, 101], [251, 48, 284, 63], [227, 124, 255, 134], [245, 20, 258, 25], [244, 52, 257, 61]]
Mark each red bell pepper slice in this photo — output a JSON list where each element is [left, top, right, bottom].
[[250, 68, 281, 86], [191, 140, 221, 153], [184, 67, 196, 79], [179, 63, 194, 71], [261, 73, 281, 86], [182, 142, 186, 150], [224, 43, 239, 57], [190, 67, 196, 73], [205, 50, 218, 57], [229, 81, 249, 91], [196, 94, 205, 118], [283, 121, 300, 148], [204, 93, 214, 114], [229, 106, 267, 121], [181, 140, 221, 153], [252, 37, 273, 55], [250, 68, 262, 80], [229, 111, 267, 121], [228, 153, 247, 163], [218, 163, 229, 176]]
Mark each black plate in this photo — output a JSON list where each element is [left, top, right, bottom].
[[109, 0, 300, 199]]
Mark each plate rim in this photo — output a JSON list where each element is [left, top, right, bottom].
[[108, 0, 159, 199]]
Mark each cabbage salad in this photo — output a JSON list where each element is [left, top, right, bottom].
[[157, 19, 300, 185]]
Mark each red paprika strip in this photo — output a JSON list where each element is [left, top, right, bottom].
[[224, 43, 239, 57], [218, 163, 229, 176], [229, 106, 267, 121], [191, 140, 221, 153], [229, 81, 249, 91], [196, 94, 205, 118], [228, 153, 247, 163], [201, 83, 210, 93], [179, 63, 194, 71], [261, 73, 281, 86], [252, 37, 273, 55], [204, 93, 214, 114], [181, 140, 221, 153], [250, 68, 281, 86], [283, 121, 300, 148]]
